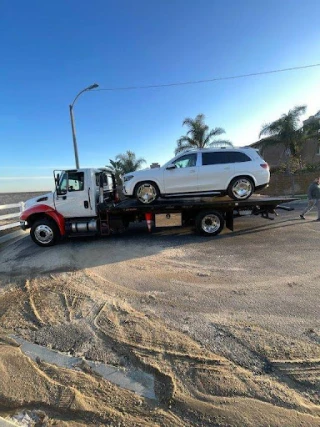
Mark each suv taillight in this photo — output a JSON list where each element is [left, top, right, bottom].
[[260, 163, 269, 169]]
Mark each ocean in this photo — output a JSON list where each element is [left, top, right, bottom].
[[0, 192, 47, 205]]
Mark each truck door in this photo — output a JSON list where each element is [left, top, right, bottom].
[[54, 170, 95, 218]]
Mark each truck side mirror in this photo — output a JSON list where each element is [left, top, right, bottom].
[[55, 173, 65, 195], [56, 187, 67, 196]]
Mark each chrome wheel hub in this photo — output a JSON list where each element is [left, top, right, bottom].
[[201, 214, 220, 234], [34, 224, 54, 244], [232, 179, 252, 199], [137, 184, 157, 204]]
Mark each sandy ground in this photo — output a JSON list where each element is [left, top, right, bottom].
[[0, 202, 319, 426]]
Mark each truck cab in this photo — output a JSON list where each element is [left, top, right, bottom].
[[20, 168, 117, 246], [54, 168, 116, 218]]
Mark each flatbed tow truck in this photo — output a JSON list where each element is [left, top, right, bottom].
[[19, 167, 296, 246]]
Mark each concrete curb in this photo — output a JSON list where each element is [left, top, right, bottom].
[[0, 417, 19, 426]]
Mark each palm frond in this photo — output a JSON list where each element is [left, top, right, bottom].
[[176, 113, 227, 152], [112, 150, 146, 174], [208, 139, 233, 148], [203, 128, 226, 145], [175, 143, 195, 154]]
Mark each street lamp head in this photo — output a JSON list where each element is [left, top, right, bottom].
[[88, 83, 99, 90]]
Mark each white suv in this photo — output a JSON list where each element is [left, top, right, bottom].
[[122, 147, 270, 204]]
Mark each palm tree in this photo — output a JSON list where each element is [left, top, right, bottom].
[[302, 112, 320, 138], [107, 159, 123, 184], [107, 151, 146, 182], [175, 114, 232, 154], [258, 106, 307, 160]]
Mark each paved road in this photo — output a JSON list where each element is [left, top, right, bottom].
[[0, 201, 318, 280]]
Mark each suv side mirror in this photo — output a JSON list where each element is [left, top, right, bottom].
[[166, 164, 176, 170]]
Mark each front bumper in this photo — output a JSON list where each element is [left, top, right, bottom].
[[20, 220, 28, 230]]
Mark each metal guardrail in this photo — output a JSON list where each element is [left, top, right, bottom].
[[0, 202, 24, 231]]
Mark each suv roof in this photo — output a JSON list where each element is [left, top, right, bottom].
[[179, 146, 255, 154]]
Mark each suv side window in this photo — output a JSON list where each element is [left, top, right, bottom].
[[202, 152, 230, 165], [173, 153, 197, 168], [228, 152, 251, 163], [202, 151, 251, 165]]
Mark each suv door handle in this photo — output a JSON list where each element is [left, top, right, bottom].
[[189, 170, 196, 174]]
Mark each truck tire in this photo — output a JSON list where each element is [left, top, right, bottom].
[[30, 218, 60, 247], [227, 177, 254, 200], [135, 181, 159, 204], [195, 211, 224, 236]]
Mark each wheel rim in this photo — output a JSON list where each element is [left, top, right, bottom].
[[136, 184, 157, 204], [34, 224, 54, 244], [201, 214, 220, 234], [232, 179, 252, 199]]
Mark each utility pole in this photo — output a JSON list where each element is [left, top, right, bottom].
[[69, 83, 99, 169]]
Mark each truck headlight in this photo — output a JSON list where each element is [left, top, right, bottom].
[[123, 175, 134, 182]]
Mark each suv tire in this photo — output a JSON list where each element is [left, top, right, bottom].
[[135, 181, 160, 204], [227, 177, 254, 200]]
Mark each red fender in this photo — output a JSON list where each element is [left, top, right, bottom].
[[21, 204, 65, 236]]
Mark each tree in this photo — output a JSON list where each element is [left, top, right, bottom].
[[107, 159, 123, 184], [258, 105, 307, 170], [302, 113, 320, 139], [107, 150, 146, 183], [175, 113, 232, 154]]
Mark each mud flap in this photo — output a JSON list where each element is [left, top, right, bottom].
[[225, 211, 234, 231]]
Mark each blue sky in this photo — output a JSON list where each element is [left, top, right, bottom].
[[1, 0, 320, 192]]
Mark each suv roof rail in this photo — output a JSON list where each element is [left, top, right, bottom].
[[179, 145, 235, 155]]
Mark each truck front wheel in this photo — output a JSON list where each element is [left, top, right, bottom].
[[30, 218, 60, 247], [195, 211, 224, 236]]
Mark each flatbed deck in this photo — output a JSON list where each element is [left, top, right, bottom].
[[99, 195, 298, 236], [107, 195, 298, 213]]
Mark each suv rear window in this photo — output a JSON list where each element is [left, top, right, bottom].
[[202, 151, 251, 165]]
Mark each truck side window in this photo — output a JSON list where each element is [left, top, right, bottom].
[[68, 172, 84, 192]]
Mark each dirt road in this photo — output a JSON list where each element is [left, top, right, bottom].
[[0, 204, 319, 426]]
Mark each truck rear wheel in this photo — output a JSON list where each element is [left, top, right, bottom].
[[195, 211, 224, 236], [30, 218, 60, 247]]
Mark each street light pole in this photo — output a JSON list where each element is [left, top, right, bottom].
[[69, 83, 99, 169]]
